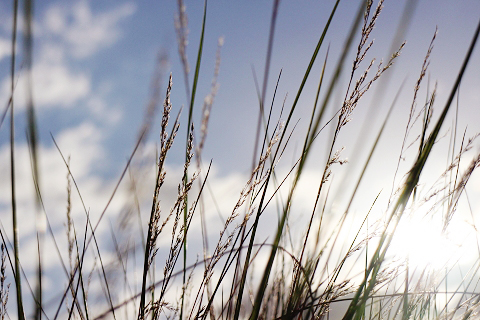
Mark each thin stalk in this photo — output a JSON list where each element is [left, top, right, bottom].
[[287, 49, 329, 313], [138, 76, 176, 320], [22, 0, 43, 318], [52, 127, 146, 319], [249, 0, 363, 318], [240, 0, 345, 317], [317, 79, 406, 291], [67, 211, 90, 320], [233, 2, 280, 319], [10, 0, 25, 319], [181, 2, 207, 319], [251, 0, 280, 173]]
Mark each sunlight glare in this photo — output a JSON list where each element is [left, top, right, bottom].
[[389, 212, 463, 271]]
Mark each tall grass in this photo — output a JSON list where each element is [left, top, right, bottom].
[[2, 0, 480, 319], [8, 0, 25, 319]]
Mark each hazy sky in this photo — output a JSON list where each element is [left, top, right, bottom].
[[0, 0, 479, 317]]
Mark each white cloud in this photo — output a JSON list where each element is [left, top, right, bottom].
[[86, 89, 123, 125], [0, 121, 111, 277], [44, 1, 136, 59], [0, 122, 105, 204], [53, 121, 106, 176], [33, 62, 90, 107], [0, 1, 136, 112], [0, 60, 91, 109], [0, 1, 135, 60], [0, 37, 10, 62]]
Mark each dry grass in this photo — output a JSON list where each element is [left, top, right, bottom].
[[2, 0, 480, 319]]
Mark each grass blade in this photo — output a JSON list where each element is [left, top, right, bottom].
[[22, 0, 44, 318], [9, 0, 25, 318], [181, 1, 207, 319]]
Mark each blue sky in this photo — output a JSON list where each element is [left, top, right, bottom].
[[0, 0, 479, 173], [0, 0, 480, 318]]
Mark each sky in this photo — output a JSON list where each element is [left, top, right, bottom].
[[0, 0, 479, 318]]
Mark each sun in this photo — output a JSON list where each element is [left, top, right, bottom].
[[388, 211, 465, 272]]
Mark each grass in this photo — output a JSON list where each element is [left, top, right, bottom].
[[2, 0, 480, 319]]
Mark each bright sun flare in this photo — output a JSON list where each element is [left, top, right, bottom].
[[388, 212, 470, 271]]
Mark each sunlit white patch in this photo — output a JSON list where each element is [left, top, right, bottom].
[[36, 211, 47, 234], [388, 211, 467, 272]]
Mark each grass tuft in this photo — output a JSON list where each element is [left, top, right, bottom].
[[2, 1, 480, 320]]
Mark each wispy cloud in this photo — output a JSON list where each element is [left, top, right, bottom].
[[1, 60, 91, 109], [0, 1, 135, 112], [44, 1, 136, 59]]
